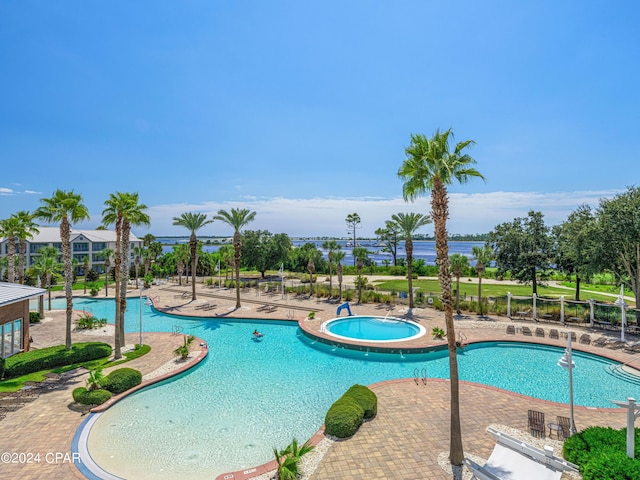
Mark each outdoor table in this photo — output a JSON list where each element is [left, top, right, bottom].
[[548, 422, 563, 439]]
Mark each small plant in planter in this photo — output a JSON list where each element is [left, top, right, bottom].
[[432, 327, 445, 339], [174, 335, 195, 360], [308, 311, 316, 320], [86, 367, 105, 391]]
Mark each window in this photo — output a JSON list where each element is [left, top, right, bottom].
[[1, 319, 22, 358], [30, 243, 48, 254], [92, 242, 106, 251], [52, 243, 62, 251], [73, 242, 89, 252]]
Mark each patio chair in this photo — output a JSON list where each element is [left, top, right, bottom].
[[521, 326, 532, 336], [506, 325, 516, 335], [549, 329, 560, 340], [557, 416, 571, 439], [579, 333, 591, 345], [528, 409, 546, 438], [592, 336, 608, 347], [535, 327, 545, 338]]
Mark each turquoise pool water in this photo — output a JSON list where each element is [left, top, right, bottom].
[[53, 298, 640, 479], [324, 315, 424, 342]]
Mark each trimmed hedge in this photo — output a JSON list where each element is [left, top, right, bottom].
[[345, 384, 377, 419], [325, 396, 364, 438], [73, 387, 113, 406], [4, 342, 112, 379], [324, 384, 378, 438], [103, 368, 142, 394], [563, 426, 640, 479]]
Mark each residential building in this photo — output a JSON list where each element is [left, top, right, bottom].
[[0, 283, 45, 357], [0, 226, 142, 276]]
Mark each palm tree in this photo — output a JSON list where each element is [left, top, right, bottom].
[[35, 189, 90, 350], [28, 246, 61, 311], [13, 211, 39, 284], [0, 216, 20, 283], [132, 246, 143, 288], [173, 244, 189, 286], [472, 245, 494, 316], [172, 212, 213, 301], [391, 212, 432, 309], [322, 240, 341, 298], [273, 438, 315, 480], [333, 250, 346, 301], [102, 192, 150, 359], [398, 129, 484, 479], [352, 247, 370, 303], [450, 253, 469, 315], [97, 248, 114, 296], [212, 208, 256, 309]]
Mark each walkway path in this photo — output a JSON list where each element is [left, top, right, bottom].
[[1, 283, 639, 479]]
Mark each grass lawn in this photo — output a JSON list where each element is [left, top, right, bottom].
[[0, 344, 151, 393], [373, 278, 632, 305]]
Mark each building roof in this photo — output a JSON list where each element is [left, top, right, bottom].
[[0, 282, 46, 307], [1, 226, 140, 244]]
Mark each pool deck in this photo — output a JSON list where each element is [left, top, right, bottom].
[[3, 281, 640, 479]]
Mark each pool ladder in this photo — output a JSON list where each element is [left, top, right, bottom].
[[172, 325, 184, 336], [413, 367, 427, 385]]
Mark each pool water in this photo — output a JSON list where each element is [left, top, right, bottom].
[[324, 315, 425, 342], [51, 298, 640, 480]]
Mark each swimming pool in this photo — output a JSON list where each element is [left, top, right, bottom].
[[322, 315, 426, 342], [54, 298, 640, 479]]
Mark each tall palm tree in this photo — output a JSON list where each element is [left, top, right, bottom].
[[97, 248, 114, 296], [391, 212, 432, 309], [450, 253, 469, 315], [28, 246, 61, 311], [102, 192, 150, 359], [35, 189, 90, 350], [173, 244, 189, 286], [0, 216, 20, 283], [322, 240, 341, 298], [352, 247, 370, 303], [472, 245, 494, 316], [13, 211, 39, 284], [172, 212, 213, 301], [398, 129, 484, 479], [212, 208, 256, 309]]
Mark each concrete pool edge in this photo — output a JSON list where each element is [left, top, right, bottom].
[[72, 337, 209, 479]]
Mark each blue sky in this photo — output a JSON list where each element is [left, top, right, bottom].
[[1, 1, 638, 238]]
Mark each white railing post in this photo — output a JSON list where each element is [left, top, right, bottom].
[[507, 292, 512, 319], [532, 293, 537, 320], [589, 299, 594, 327], [560, 296, 565, 325]]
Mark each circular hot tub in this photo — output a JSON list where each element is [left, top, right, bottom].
[[321, 315, 426, 343]]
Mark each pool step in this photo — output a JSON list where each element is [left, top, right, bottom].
[[606, 364, 640, 386]]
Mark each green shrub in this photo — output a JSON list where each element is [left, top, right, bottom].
[[324, 396, 364, 438], [4, 342, 112, 379], [76, 316, 107, 329], [0, 357, 5, 379], [582, 451, 640, 480], [72, 386, 112, 405], [29, 311, 41, 323], [86, 269, 100, 282], [345, 384, 377, 419], [103, 367, 142, 394], [563, 426, 640, 478]]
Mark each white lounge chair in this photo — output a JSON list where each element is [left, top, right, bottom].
[[464, 428, 578, 480]]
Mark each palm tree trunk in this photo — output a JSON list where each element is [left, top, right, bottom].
[[119, 223, 131, 348], [7, 238, 15, 283], [406, 238, 414, 309], [234, 231, 241, 309], [60, 218, 73, 350], [190, 233, 197, 301], [477, 274, 483, 316], [113, 219, 122, 360], [431, 179, 464, 477], [18, 239, 26, 284], [575, 274, 581, 301]]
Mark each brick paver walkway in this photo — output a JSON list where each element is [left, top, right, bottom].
[[2, 282, 639, 479]]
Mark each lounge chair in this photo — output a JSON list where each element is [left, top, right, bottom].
[[463, 427, 578, 480], [506, 325, 516, 335], [521, 326, 532, 336], [557, 416, 571, 439], [528, 409, 545, 438], [535, 327, 545, 338], [592, 336, 608, 347], [623, 342, 640, 353], [606, 340, 626, 350], [549, 329, 559, 340], [579, 333, 591, 345]]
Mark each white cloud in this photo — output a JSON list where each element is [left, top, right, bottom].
[[138, 189, 621, 238], [0, 187, 15, 195], [23, 190, 41, 195]]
